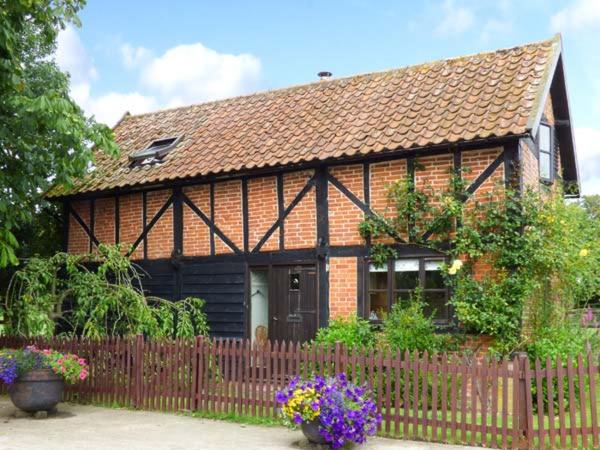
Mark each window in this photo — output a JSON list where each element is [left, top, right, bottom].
[[538, 124, 553, 181], [366, 257, 450, 324], [129, 136, 182, 167], [290, 273, 300, 290]]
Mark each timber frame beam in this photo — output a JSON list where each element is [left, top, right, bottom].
[[181, 191, 243, 255], [251, 173, 316, 253]]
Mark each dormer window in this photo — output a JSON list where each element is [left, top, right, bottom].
[[538, 124, 553, 182], [129, 136, 182, 167]]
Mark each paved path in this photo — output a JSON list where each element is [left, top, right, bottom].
[[0, 399, 477, 450]]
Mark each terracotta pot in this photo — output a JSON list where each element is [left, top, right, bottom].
[[9, 368, 64, 413], [301, 419, 328, 445]]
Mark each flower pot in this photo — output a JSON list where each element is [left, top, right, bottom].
[[301, 420, 328, 445], [8, 368, 64, 413]]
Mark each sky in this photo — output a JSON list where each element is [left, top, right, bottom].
[[55, 0, 600, 195]]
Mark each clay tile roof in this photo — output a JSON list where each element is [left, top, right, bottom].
[[48, 35, 561, 198]]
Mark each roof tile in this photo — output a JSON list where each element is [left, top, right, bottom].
[[49, 37, 559, 197]]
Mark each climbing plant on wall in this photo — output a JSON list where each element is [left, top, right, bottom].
[[359, 164, 600, 354]]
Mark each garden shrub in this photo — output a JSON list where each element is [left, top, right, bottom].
[[526, 324, 588, 363], [3, 244, 209, 338], [381, 293, 446, 353], [313, 314, 376, 351], [526, 322, 598, 412]]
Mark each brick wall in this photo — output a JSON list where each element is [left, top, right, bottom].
[[183, 184, 211, 256], [329, 257, 358, 318], [94, 197, 115, 246], [248, 176, 279, 251], [68, 199, 90, 254], [118, 193, 143, 259], [146, 189, 173, 259], [329, 165, 364, 246], [415, 154, 453, 238], [70, 149, 506, 260], [283, 170, 316, 250], [369, 159, 408, 242], [462, 147, 505, 204], [462, 147, 504, 280], [213, 180, 244, 254]]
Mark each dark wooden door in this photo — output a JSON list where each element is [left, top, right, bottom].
[[269, 265, 318, 343]]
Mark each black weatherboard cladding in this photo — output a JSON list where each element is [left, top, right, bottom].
[[137, 260, 245, 339]]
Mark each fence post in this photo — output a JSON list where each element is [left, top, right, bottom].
[[134, 334, 144, 409], [516, 352, 532, 449]]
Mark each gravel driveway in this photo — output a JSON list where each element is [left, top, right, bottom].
[[0, 398, 477, 450]]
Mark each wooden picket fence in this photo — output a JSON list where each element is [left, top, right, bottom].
[[1, 335, 598, 449]]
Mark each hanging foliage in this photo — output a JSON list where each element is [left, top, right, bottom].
[[3, 244, 209, 339]]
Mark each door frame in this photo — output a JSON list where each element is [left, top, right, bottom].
[[245, 260, 318, 341]]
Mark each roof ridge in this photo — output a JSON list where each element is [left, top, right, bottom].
[[121, 35, 559, 122]]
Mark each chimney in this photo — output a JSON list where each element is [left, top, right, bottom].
[[317, 71, 332, 80]]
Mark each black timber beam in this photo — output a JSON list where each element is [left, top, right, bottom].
[[67, 202, 99, 248], [315, 166, 329, 328], [421, 149, 505, 242], [252, 174, 315, 253], [181, 192, 243, 255], [128, 193, 174, 257]]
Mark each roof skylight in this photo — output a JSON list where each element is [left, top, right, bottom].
[[129, 136, 182, 167]]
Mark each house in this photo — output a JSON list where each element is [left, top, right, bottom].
[[48, 35, 579, 342]]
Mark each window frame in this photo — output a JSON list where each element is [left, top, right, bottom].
[[129, 135, 183, 167], [537, 122, 554, 183], [364, 255, 452, 325]]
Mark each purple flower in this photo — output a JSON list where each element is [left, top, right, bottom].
[[275, 373, 381, 449], [0, 354, 18, 385]]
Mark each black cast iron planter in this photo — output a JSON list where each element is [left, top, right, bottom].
[[9, 368, 64, 413], [301, 420, 328, 445]]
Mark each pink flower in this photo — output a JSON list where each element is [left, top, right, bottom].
[[57, 358, 64, 365], [78, 358, 86, 365], [80, 369, 88, 380]]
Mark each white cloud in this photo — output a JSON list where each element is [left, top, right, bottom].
[[551, 0, 600, 32], [435, 0, 475, 36], [55, 25, 97, 85], [140, 43, 261, 107], [480, 19, 512, 44], [574, 127, 600, 195], [120, 43, 152, 69], [79, 91, 158, 126], [56, 27, 155, 126], [55, 28, 262, 127]]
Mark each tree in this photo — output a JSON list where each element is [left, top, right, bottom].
[[582, 194, 600, 221], [0, 0, 119, 267]]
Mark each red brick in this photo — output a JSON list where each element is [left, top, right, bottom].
[[329, 257, 358, 318]]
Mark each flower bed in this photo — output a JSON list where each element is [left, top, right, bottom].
[[0, 345, 88, 385], [275, 373, 381, 449]]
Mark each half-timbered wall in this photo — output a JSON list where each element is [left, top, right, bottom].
[[63, 138, 561, 335]]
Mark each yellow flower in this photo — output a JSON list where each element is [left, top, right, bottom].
[[452, 259, 463, 270], [579, 248, 589, 257], [448, 267, 457, 275]]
